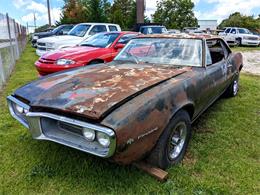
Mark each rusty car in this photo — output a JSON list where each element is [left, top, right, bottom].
[[7, 34, 243, 170]]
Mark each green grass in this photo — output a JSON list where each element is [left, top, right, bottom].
[[231, 46, 260, 52], [0, 44, 260, 194]]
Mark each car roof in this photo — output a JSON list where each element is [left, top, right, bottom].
[[137, 33, 220, 40], [140, 25, 165, 28], [101, 31, 138, 35], [75, 23, 120, 26]]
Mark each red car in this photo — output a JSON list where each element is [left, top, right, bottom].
[[35, 32, 138, 76]]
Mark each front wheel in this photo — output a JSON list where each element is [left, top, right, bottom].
[[146, 110, 191, 169], [224, 76, 239, 97]]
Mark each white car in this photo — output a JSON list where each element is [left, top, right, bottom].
[[219, 27, 259, 46], [36, 23, 121, 56]]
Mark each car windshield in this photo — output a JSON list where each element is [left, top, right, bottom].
[[51, 26, 62, 34], [238, 28, 251, 34], [141, 27, 167, 34], [114, 38, 202, 67], [80, 33, 120, 48], [68, 24, 91, 37]]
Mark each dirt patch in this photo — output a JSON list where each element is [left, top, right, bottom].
[[241, 51, 260, 75]]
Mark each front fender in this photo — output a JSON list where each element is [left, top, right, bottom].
[[101, 77, 195, 164]]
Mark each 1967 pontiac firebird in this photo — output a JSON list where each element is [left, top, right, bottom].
[[7, 34, 243, 169]]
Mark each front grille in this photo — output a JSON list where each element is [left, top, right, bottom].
[[40, 117, 109, 156], [58, 121, 83, 135], [247, 37, 258, 40], [39, 58, 55, 64], [38, 47, 47, 51], [38, 42, 46, 46]]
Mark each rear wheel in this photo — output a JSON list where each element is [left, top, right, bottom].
[[147, 110, 191, 169]]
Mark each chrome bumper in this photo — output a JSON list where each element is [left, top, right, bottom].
[[7, 95, 116, 158]]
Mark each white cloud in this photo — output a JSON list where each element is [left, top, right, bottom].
[[21, 12, 38, 23], [12, 0, 61, 26], [197, 0, 260, 23], [26, 1, 47, 14], [12, 0, 30, 8]]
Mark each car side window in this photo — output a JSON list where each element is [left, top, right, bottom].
[[118, 34, 138, 44], [89, 25, 107, 35], [60, 26, 74, 34], [205, 44, 212, 66], [206, 39, 226, 65], [230, 28, 236, 34], [109, 25, 118, 31], [225, 28, 231, 33]]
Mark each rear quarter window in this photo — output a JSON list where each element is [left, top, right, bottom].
[[109, 25, 118, 32]]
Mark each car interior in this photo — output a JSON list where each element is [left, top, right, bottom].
[[206, 39, 227, 65]]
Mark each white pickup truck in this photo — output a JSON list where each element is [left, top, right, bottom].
[[219, 27, 259, 46], [36, 23, 121, 56]]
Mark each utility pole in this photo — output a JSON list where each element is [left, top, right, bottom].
[[33, 13, 36, 32], [47, 0, 51, 26], [136, 0, 145, 23]]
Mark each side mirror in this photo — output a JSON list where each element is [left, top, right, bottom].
[[58, 31, 63, 35], [114, 43, 125, 49]]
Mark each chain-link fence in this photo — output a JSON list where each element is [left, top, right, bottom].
[[0, 13, 27, 89]]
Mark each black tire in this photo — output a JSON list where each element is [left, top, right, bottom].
[[236, 38, 242, 46], [146, 110, 191, 169], [224, 76, 239, 97]]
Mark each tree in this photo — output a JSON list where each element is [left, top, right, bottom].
[[109, 0, 136, 30], [219, 12, 260, 31], [82, 0, 111, 22], [152, 0, 198, 29], [58, 0, 89, 24]]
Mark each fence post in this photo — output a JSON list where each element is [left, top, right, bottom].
[[6, 13, 15, 66], [0, 52, 6, 88], [13, 19, 19, 59]]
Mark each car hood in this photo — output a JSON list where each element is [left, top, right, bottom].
[[14, 63, 190, 120], [37, 35, 83, 43], [35, 31, 53, 37], [41, 46, 101, 60]]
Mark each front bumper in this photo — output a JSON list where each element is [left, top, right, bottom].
[[241, 39, 259, 46], [7, 95, 116, 158]]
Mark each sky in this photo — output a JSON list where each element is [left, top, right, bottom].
[[0, 0, 260, 28]]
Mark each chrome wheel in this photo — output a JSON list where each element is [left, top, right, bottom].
[[233, 80, 238, 96], [168, 122, 187, 160]]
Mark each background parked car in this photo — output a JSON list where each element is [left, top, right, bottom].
[[32, 24, 74, 47], [36, 23, 121, 56], [35, 31, 138, 76], [219, 27, 259, 46]]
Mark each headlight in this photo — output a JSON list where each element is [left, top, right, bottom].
[[14, 104, 28, 114], [97, 132, 110, 147], [15, 104, 24, 114], [56, 59, 75, 65], [46, 42, 54, 48], [82, 128, 95, 141]]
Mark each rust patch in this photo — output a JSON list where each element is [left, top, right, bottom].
[[15, 64, 191, 120]]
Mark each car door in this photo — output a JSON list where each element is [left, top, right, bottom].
[[205, 39, 229, 102]]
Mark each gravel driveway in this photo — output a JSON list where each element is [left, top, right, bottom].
[[241, 51, 260, 75]]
